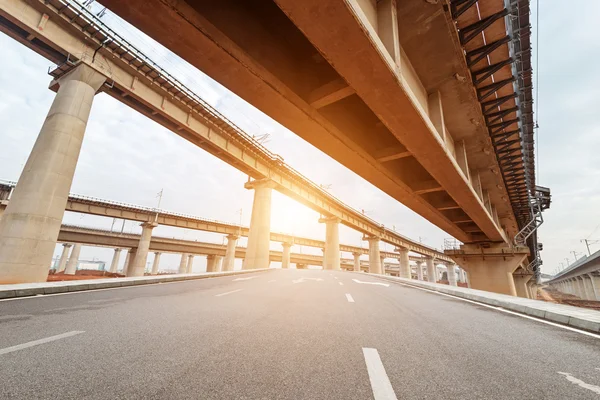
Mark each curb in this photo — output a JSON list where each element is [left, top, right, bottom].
[[0, 269, 272, 300], [366, 273, 600, 334]]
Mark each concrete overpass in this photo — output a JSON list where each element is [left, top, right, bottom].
[[545, 251, 600, 301], [96, 0, 551, 295], [0, 180, 449, 263], [0, 0, 463, 287]]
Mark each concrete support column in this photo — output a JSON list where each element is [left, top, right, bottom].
[[416, 261, 423, 281], [352, 252, 361, 272], [122, 250, 131, 275], [527, 281, 537, 299], [222, 234, 238, 272], [447, 246, 528, 296], [380, 256, 386, 275], [576, 277, 589, 300], [426, 257, 436, 283], [396, 247, 410, 279], [56, 243, 72, 273], [581, 275, 597, 301], [319, 216, 340, 270], [589, 274, 600, 300], [0, 64, 106, 284], [151, 252, 161, 275], [513, 273, 532, 299], [447, 263, 457, 287], [365, 235, 382, 274], [124, 249, 136, 275], [281, 242, 292, 269], [109, 248, 122, 273], [243, 179, 275, 270], [129, 222, 157, 277], [64, 243, 82, 275], [215, 256, 223, 272], [206, 254, 217, 272], [178, 253, 189, 274], [186, 254, 195, 273]]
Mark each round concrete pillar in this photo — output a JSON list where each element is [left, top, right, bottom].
[[206, 254, 217, 272], [243, 179, 275, 270], [56, 243, 72, 273], [129, 222, 157, 277], [186, 254, 195, 273], [397, 247, 410, 279], [447, 263, 457, 286], [320, 217, 341, 270], [416, 261, 423, 281], [281, 242, 292, 269], [0, 64, 106, 283], [222, 234, 238, 271], [426, 257, 436, 283], [151, 252, 161, 275], [64, 243, 82, 275], [366, 236, 382, 274], [178, 253, 189, 274], [109, 248, 122, 273], [352, 252, 361, 272]]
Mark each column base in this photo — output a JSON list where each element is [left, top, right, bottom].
[[513, 271, 533, 299]]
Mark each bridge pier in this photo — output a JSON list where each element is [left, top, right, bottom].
[[513, 271, 532, 299], [56, 243, 72, 273], [426, 257, 436, 283], [64, 243, 82, 275], [129, 222, 157, 277], [588, 274, 600, 300], [187, 254, 195, 273], [396, 247, 410, 279], [222, 234, 238, 271], [109, 248, 122, 273], [206, 254, 217, 272], [281, 242, 292, 269], [446, 263, 457, 287], [526, 281, 537, 299], [151, 252, 161, 275], [364, 235, 382, 274], [416, 261, 423, 280], [0, 63, 106, 283], [352, 252, 361, 272], [243, 179, 275, 270], [446, 245, 528, 296], [179, 253, 189, 274], [124, 249, 136, 275], [319, 216, 341, 270]]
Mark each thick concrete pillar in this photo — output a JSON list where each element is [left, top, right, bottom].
[[352, 252, 361, 272], [129, 222, 157, 277], [380, 256, 387, 275], [589, 274, 600, 300], [222, 234, 238, 271], [215, 256, 223, 272], [123, 249, 136, 275], [365, 235, 382, 274], [109, 248, 122, 273], [179, 253, 189, 274], [0, 64, 106, 284], [281, 242, 292, 269], [206, 254, 217, 272], [64, 243, 82, 275], [186, 254, 195, 273], [416, 261, 423, 280], [56, 243, 72, 273], [446, 263, 457, 287], [122, 250, 131, 275], [446, 245, 528, 296], [395, 247, 410, 279], [527, 281, 537, 299], [243, 179, 275, 270], [575, 277, 588, 299], [513, 273, 532, 299], [151, 252, 161, 275], [319, 216, 341, 270], [581, 275, 597, 301], [426, 257, 436, 283]]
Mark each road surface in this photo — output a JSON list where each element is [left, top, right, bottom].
[[1, 269, 599, 399]]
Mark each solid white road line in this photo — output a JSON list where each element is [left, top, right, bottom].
[[346, 293, 355, 303], [0, 331, 85, 356], [352, 279, 389, 287], [558, 372, 600, 394], [362, 348, 398, 400], [232, 277, 255, 281], [339, 282, 344, 286], [215, 289, 242, 297], [392, 281, 600, 339]]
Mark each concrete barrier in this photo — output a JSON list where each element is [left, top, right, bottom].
[[369, 273, 600, 334], [0, 269, 272, 299]]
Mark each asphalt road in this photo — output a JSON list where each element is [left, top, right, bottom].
[[1, 269, 599, 399]]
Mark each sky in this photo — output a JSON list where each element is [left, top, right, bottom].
[[0, 0, 598, 275]]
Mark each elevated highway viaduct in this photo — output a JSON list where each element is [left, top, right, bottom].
[[0, 0, 548, 295], [2, 184, 460, 285], [97, 0, 551, 295], [0, 0, 457, 287]]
